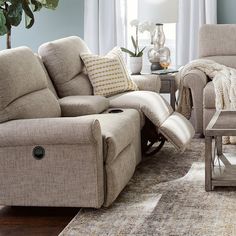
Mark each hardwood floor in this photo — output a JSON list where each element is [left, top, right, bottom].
[[0, 206, 79, 236]]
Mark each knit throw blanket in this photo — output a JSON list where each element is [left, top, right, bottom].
[[177, 59, 236, 143]]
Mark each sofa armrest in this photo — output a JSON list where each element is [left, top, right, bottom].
[[59, 96, 109, 117], [131, 74, 161, 93], [182, 69, 208, 134], [0, 117, 101, 147]]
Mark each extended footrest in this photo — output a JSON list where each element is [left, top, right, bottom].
[[109, 91, 195, 153], [159, 112, 195, 152]]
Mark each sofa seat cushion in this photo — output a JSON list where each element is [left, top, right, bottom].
[[108, 91, 173, 128], [80, 47, 138, 97], [59, 96, 109, 117], [83, 109, 140, 163], [0, 47, 61, 123], [108, 92, 145, 128], [204, 81, 216, 109]]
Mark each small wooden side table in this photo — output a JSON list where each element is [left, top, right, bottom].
[[205, 110, 236, 191], [159, 74, 177, 111]]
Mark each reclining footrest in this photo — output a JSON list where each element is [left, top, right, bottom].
[[159, 112, 195, 152], [109, 91, 195, 152]]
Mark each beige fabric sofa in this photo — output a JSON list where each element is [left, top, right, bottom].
[[0, 36, 194, 208], [183, 24, 236, 135], [0, 43, 159, 208]]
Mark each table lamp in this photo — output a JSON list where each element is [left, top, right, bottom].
[[138, 0, 179, 70]]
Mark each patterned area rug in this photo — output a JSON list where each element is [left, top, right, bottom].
[[60, 139, 236, 236]]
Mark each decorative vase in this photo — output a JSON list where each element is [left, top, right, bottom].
[[130, 56, 143, 75], [148, 23, 171, 71]]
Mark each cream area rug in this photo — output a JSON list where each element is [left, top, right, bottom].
[[60, 140, 236, 236]]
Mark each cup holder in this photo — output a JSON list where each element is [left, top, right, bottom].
[[108, 109, 124, 114]]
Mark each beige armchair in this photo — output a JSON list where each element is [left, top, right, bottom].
[[183, 24, 236, 135]]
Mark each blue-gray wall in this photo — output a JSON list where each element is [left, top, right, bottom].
[[1, 0, 84, 51], [217, 0, 236, 24], [6, 0, 235, 50]]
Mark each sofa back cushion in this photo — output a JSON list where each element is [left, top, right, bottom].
[[202, 55, 236, 69], [36, 55, 59, 98], [0, 47, 61, 123], [38, 36, 93, 98], [199, 24, 236, 58]]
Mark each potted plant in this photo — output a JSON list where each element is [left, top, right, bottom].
[[0, 0, 59, 49], [121, 19, 145, 75]]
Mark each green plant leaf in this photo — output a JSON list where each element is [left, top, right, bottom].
[[131, 36, 137, 51], [22, 0, 35, 28], [37, 0, 59, 9], [24, 13, 34, 29], [0, 9, 7, 36], [121, 47, 136, 57], [137, 52, 143, 57], [0, 0, 5, 6], [137, 47, 146, 57], [6, 2, 23, 27], [30, 0, 42, 12]]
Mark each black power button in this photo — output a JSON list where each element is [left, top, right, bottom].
[[33, 146, 45, 160]]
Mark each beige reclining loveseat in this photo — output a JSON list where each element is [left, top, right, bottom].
[[0, 36, 194, 208]]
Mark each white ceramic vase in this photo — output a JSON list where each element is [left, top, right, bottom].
[[130, 56, 143, 74]]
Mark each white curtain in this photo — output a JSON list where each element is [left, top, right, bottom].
[[177, 0, 217, 65], [84, 0, 127, 55]]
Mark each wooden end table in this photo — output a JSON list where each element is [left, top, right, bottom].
[[141, 66, 178, 111], [159, 74, 177, 111], [205, 110, 236, 191]]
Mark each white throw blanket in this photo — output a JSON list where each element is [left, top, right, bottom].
[[177, 59, 236, 143]]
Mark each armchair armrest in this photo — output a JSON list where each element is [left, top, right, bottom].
[[59, 96, 109, 117], [131, 74, 161, 93], [182, 69, 208, 134], [0, 117, 101, 147], [183, 69, 208, 90]]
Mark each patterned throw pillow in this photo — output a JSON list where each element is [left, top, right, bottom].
[[80, 47, 138, 97]]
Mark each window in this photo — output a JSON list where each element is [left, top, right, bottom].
[[126, 0, 176, 68]]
